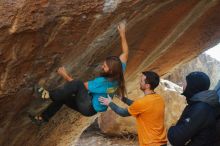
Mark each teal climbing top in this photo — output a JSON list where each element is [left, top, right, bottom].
[[88, 63, 126, 112]]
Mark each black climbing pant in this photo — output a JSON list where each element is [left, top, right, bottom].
[[41, 80, 97, 121]]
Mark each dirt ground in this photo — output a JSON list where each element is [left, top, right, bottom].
[[76, 119, 139, 146]]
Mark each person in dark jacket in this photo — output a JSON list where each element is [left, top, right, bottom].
[[214, 80, 220, 145], [168, 72, 220, 146]]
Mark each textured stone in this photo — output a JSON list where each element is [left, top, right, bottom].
[[165, 53, 220, 88], [1, 0, 220, 145]]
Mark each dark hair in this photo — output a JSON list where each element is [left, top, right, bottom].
[[101, 56, 126, 97], [142, 71, 160, 90]]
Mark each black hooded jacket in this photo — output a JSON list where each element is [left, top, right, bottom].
[[168, 90, 220, 146]]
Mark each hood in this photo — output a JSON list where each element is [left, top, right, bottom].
[[182, 72, 210, 99], [190, 90, 220, 108]]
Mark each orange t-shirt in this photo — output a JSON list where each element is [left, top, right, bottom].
[[128, 94, 167, 146]]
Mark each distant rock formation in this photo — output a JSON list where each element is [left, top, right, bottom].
[[165, 53, 220, 88]]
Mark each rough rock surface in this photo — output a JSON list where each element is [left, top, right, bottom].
[[165, 53, 220, 88], [1, 0, 220, 145], [76, 119, 139, 146]]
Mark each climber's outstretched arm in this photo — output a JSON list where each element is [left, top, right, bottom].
[[99, 95, 131, 117], [118, 21, 129, 64], [57, 67, 89, 89], [84, 82, 88, 90]]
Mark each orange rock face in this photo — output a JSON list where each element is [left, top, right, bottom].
[[1, 0, 220, 145]]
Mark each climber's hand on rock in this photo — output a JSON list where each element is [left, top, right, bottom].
[[57, 67, 68, 76], [117, 20, 126, 34], [99, 95, 112, 106], [57, 67, 73, 81]]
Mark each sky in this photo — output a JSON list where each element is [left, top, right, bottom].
[[205, 43, 220, 61]]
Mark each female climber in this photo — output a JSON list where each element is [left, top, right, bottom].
[[29, 21, 129, 125]]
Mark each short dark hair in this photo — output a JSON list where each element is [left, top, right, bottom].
[[142, 71, 160, 90]]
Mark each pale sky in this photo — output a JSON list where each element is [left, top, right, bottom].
[[205, 43, 220, 61]]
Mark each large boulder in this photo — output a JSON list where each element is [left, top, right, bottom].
[[165, 53, 220, 88], [1, 0, 220, 145]]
